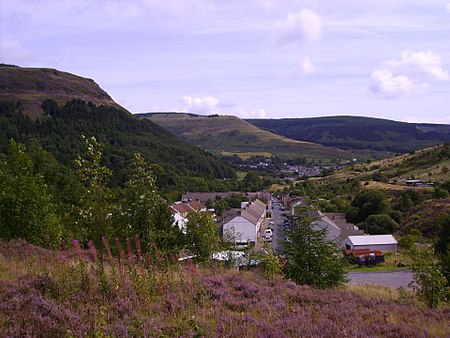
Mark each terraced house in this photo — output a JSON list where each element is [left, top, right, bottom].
[[222, 199, 267, 244]]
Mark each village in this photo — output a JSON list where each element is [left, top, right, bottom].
[[169, 191, 398, 268]]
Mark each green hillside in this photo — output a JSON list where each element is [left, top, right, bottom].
[[0, 64, 123, 119], [247, 116, 450, 154], [314, 143, 450, 188], [0, 66, 236, 188], [139, 113, 353, 164]]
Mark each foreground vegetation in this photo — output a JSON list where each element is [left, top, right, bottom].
[[1, 240, 449, 337]]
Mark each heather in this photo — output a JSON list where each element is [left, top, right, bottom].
[[1, 240, 449, 337]]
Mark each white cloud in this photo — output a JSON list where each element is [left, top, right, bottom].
[[369, 70, 422, 98], [180, 95, 219, 114], [275, 9, 323, 46], [370, 50, 448, 98], [386, 50, 449, 81], [298, 57, 316, 76], [236, 108, 267, 118]]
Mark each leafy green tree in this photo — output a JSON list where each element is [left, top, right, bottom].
[[0, 140, 61, 247], [259, 245, 282, 283], [284, 207, 347, 288], [118, 153, 184, 255], [361, 214, 398, 234], [186, 210, 220, 263], [347, 188, 390, 224], [150, 200, 184, 256], [241, 171, 263, 191], [117, 153, 159, 241], [410, 247, 448, 308], [74, 136, 114, 245]]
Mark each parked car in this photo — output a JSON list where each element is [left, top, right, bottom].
[[265, 229, 273, 241]]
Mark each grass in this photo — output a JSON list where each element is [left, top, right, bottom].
[[143, 113, 353, 161], [0, 239, 449, 337]]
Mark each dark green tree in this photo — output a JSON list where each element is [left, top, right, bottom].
[[347, 188, 390, 224], [361, 214, 398, 234], [284, 207, 347, 288]]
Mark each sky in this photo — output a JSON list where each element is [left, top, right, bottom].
[[1, 0, 450, 123]]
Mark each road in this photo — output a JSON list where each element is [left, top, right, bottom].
[[347, 269, 414, 288], [270, 198, 288, 253]]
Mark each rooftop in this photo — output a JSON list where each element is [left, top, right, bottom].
[[347, 235, 398, 245]]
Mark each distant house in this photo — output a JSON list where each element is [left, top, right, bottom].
[[405, 180, 434, 187], [312, 214, 341, 242], [170, 203, 191, 218], [170, 200, 208, 234], [222, 199, 267, 243], [324, 213, 364, 241], [342, 235, 398, 252], [291, 207, 342, 242]]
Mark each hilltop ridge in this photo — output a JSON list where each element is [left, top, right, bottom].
[[0, 65, 122, 118], [139, 112, 353, 163]]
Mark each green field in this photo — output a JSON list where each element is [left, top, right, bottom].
[[140, 113, 353, 163]]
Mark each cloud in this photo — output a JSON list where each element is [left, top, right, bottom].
[[369, 70, 422, 98], [236, 108, 267, 118], [386, 50, 449, 81], [275, 9, 323, 46], [298, 57, 316, 76], [180, 95, 219, 114], [369, 50, 448, 98]]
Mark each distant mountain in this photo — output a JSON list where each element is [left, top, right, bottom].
[[138, 113, 354, 164], [247, 116, 450, 154], [0, 66, 235, 185]]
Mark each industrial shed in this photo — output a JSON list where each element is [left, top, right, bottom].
[[342, 235, 398, 252]]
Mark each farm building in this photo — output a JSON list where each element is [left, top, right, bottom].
[[342, 235, 398, 252]]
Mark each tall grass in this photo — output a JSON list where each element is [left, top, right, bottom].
[[0, 239, 448, 337]]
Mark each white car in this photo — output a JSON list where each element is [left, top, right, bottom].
[[265, 229, 273, 241]]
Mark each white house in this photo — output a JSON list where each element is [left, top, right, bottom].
[[222, 199, 266, 243], [342, 235, 398, 252]]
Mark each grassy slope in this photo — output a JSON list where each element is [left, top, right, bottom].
[[1, 240, 448, 337], [0, 66, 123, 118], [247, 116, 450, 154], [139, 113, 353, 162], [312, 143, 450, 191]]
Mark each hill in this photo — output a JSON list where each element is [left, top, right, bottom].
[[311, 143, 450, 190], [0, 66, 235, 188], [0, 64, 123, 119], [1, 240, 448, 337], [139, 113, 353, 164], [247, 116, 450, 154]]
